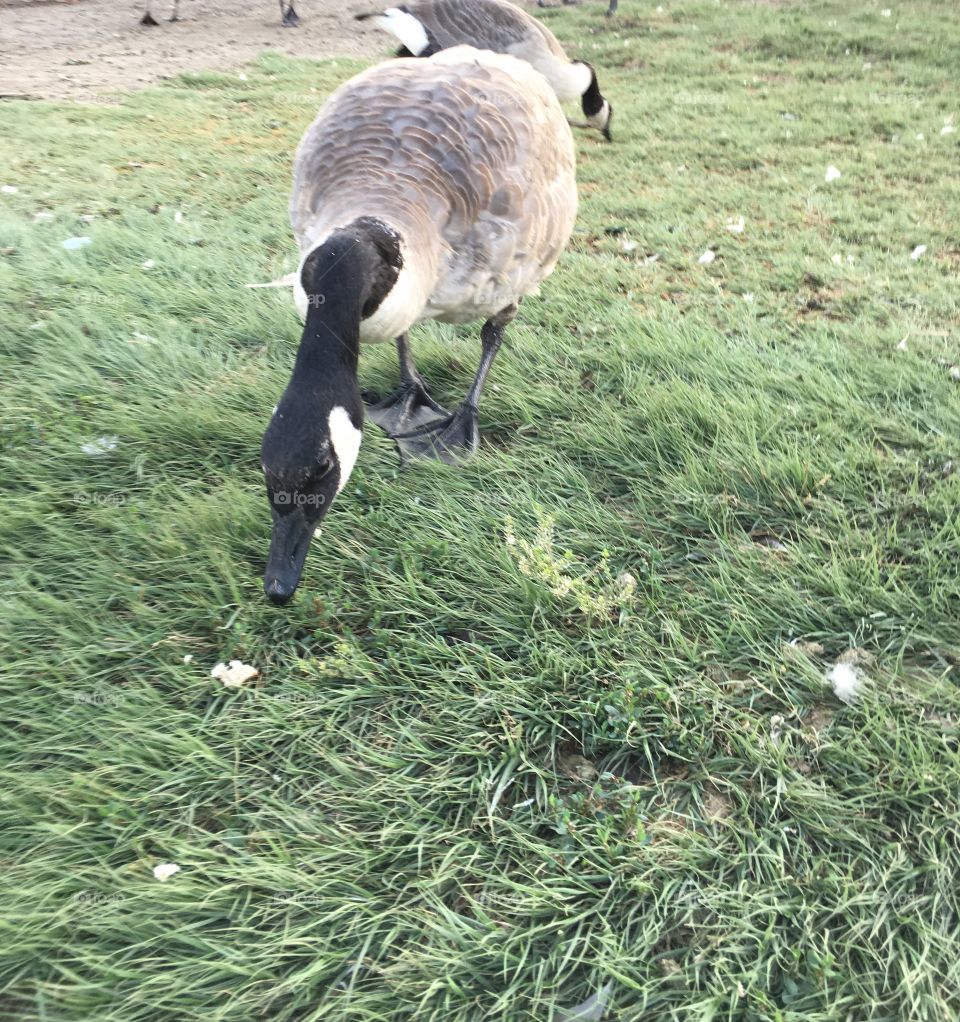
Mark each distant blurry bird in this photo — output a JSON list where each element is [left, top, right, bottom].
[[140, 0, 300, 27], [140, 0, 180, 24], [537, 0, 619, 16]]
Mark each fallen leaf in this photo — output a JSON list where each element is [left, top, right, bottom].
[[153, 862, 181, 881], [62, 236, 92, 250], [824, 165, 842, 183], [910, 244, 927, 260], [725, 215, 745, 234], [698, 249, 716, 264]]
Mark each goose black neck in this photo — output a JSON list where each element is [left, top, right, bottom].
[[293, 241, 367, 384], [581, 64, 604, 118], [292, 219, 402, 385]]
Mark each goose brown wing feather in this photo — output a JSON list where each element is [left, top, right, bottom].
[[290, 48, 576, 335]]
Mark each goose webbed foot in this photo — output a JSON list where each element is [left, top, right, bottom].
[[363, 381, 449, 437], [281, 2, 300, 27], [393, 403, 479, 466], [140, 10, 159, 25], [378, 312, 509, 465]]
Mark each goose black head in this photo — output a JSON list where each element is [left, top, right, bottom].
[[259, 220, 401, 605], [578, 61, 614, 142], [261, 397, 362, 605]]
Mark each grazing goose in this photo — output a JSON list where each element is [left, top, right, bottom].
[[260, 46, 577, 604], [356, 0, 613, 141]]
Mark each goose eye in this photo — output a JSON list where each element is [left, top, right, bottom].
[[314, 457, 335, 480]]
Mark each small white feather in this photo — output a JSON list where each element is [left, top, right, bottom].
[[824, 662, 863, 704]]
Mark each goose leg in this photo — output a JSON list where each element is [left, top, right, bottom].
[[169, 0, 180, 21], [280, 0, 301, 26], [394, 305, 515, 465], [606, 0, 619, 15], [364, 334, 449, 437]]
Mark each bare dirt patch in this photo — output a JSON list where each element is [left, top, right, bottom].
[[0, 0, 391, 100]]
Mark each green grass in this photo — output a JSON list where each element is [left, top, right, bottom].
[[1, 1, 959, 1019]]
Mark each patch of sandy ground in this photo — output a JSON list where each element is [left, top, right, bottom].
[[0, 0, 395, 101]]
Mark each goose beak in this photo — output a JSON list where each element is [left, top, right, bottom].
[[264, 506, 314, 605], [602, 104, 614, 142]]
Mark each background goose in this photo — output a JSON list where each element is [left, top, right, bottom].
[[356, 0, 613, 140], [141, 0, 300, 27], [260, 46, 577, 604]]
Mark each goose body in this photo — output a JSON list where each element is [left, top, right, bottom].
[[260, 47, 577, 603], [357, 0, 613, 139]]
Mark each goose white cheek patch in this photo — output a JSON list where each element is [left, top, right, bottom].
[[328, 406, 362, 494], [375, 8, 430, 55]]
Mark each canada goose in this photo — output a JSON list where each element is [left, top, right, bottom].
[[140, 0, 299, 27], [260, 46, 577, 604], [356, 0, 613, 141]]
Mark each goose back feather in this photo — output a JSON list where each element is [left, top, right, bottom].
[[290, 46, 577, 341]]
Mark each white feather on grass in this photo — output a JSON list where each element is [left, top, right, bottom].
[[211, 660, 259, 688], [824, 662, 863, 704]]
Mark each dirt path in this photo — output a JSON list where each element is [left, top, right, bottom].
[[0, 0, 392, 101]]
